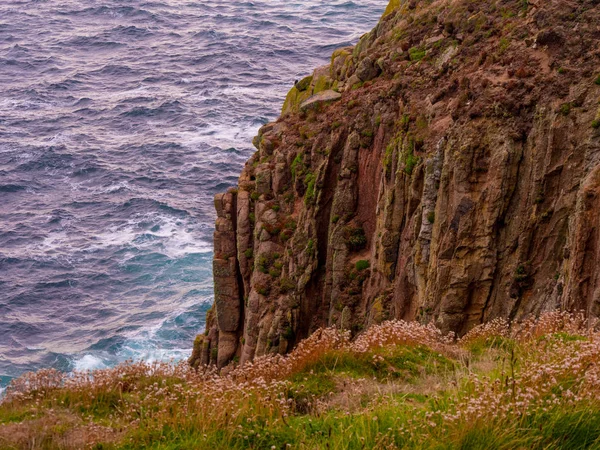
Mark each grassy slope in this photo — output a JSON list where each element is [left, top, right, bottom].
[[2, 313, 600, 449]]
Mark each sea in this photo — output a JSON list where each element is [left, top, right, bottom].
[[0, 0, 386, 394]]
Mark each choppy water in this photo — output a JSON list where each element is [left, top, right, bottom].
[[0, 0, 385, 391]]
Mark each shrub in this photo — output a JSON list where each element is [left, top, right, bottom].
[[592, 119, 600, 129], [282, 326, 295, 341], [515, 264, 528, 281], [427, 211, 435, 224], [595, 74, 600, 85], [255, 283, 270, 296], [257, 254, 276, 273], [244, 248, 253, 259], [279, 277, 295, 294], [559, 103, 571, 116], [498, 37, 510, 55], [345, 226, 367, 252]]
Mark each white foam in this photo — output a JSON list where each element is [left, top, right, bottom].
[[117, 344, 191, 365], [73, 354, 108, 372], [166, 120, 259, 151], [88, 214, 212, 259]]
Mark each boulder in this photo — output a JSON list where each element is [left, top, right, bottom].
[[300, 90, 342, 111]]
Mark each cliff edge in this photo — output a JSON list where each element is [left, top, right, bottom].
[[191, 0, 600, 369]]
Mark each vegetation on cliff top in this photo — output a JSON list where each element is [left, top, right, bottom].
[[2, 312, 600, 449]]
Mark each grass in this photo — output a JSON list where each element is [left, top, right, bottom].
[[408, 46, 426, 62], [2, 312, 600, 449]]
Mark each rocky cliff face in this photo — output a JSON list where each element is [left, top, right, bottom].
[[190, 0, 600, 369]]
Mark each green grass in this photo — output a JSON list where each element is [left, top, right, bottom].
[[408, 46, 426, 62], [3, 314, 600, 449]]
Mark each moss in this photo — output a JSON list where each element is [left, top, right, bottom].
[[282, 85, 313, 115], [498, 37, 510, 55], [295, 75, 313, 92], [306, 239, 315, 257], [355, 260, 370, 271], [559, 103, 571, 116], [399, 114, 410, 131], [250, 191, 260, 201], [244, 248, 253, 259], [291, 152, 304, 181], [426, 211, 435, 224], [312, 74, 331, 94], [304, 172, 316, 205], [416, 115, 428, 130], [384, 140, 397, 176], [383, 0, 402, 17], [595, 74, 600, 85], [403, 137, 419, 176], [592, 119, 600, 129]]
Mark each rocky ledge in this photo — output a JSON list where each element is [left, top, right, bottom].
[[190, 0, 600, 369]]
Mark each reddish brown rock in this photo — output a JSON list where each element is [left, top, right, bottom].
[[190, 0, 600, 369]]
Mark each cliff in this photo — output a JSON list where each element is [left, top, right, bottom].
[[191, 0, 600, 369]]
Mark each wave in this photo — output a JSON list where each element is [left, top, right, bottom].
[[110, 25, 154, 38], [63, 6, 157, 20], [0, 184, 27, 193], [119, 100, 184, 118], [64, 35, 126, 49], [0, 0, 385, 383]]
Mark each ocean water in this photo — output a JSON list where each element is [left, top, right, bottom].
[[0, 0, 386, 391]]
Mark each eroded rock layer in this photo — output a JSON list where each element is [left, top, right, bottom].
[[190, 0, 600, 368]]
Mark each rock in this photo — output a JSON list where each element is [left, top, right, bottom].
[[300, 90, 342, 111], [355, 56, 380, 82], [295, 75, 313, 92], [195, 0, 600, 369], [344, 74, 361, 92]]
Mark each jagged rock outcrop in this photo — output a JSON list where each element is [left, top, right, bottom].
[[191, 0, 600, 368]]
